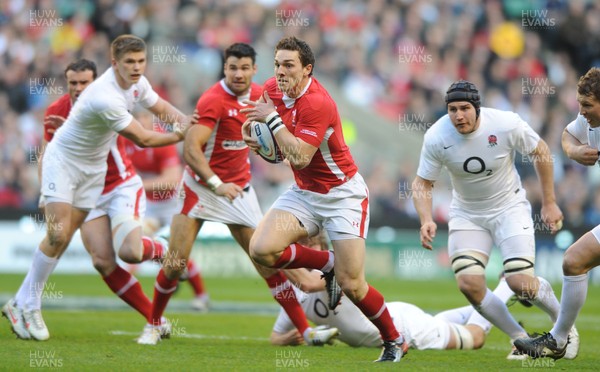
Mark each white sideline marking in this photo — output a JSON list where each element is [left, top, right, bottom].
[[110, 330, 268, 342]]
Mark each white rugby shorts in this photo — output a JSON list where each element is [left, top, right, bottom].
[[177, 171, 262, 227], [41, 144, 105, 210], [84, 176, 146, 222], [271, 173, 370, 240], [448, 200, 535, 259]]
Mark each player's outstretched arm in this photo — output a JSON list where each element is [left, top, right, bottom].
[[412, 176, 436, 250], [530, 139, 563, 233], [148, 97, 189, 127], [119, 118, 184, 148], [562, 128, 599, 166]]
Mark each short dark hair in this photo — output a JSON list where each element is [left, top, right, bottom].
[[64, 59, 97, 79], [224, 43, 256, 64], [275, 36, 315, 76], [111, 34, 146, 61], [577, 67, 600, 102]]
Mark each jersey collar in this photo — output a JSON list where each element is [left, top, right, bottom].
[[282, 78, 312, 108], [220, 79, 252, 105]]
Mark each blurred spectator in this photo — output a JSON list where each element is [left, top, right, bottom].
[[1, 0, 600, 232]]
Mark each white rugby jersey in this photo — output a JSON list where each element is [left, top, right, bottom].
[[49, 67, 159, 170], [273, 288, 381, 347], [272, 287, 441, 349], [417, 107, 540, 212], [565, 114, 600, 149]]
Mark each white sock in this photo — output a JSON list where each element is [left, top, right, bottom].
[[492, 277, 514, 303], [475, 288, 526, 340], [15, 270, 33, 308], [465, 278, 513, 334], [530, 276, 560, 323], [302, 327, 315, 342], [434, 306, 473, 324], [21, 248, 59, 311], [551, 273, 588, 348]]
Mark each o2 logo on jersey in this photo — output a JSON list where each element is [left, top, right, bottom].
[[463, 157, 493, 176], [314, 298, 338, 318], [488, 135, 498, 147]]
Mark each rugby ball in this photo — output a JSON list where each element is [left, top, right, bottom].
[[250, 121, 283, 163]]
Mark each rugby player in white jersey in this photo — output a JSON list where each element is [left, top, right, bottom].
[[271, 235, 514, 351], [412, 80, 577, 359], [2, 34, 189, 341], [515, 67, 600, 360]]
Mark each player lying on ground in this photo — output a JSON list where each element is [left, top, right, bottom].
[[271, 234, 507, 351]]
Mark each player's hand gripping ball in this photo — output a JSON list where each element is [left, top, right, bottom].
[[250, 121, 283, 163]]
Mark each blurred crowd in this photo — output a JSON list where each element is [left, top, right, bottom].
[[1, 0, 600, 231]]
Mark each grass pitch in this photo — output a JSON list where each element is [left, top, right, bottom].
[[1, 274, 599, 371]]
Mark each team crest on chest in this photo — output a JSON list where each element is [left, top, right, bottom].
[[291, 109, 297, 127], [133, 89, 139, 98], [488, 135, 498, 147]]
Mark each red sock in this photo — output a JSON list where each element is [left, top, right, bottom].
[[141, 236, 165, 262], [273, 243, 330, 270], [355, 285, 400, 342], [103, 265, 151, 320], [186, 260, 206, 296], [151, 269, 179, 326], [265, 272, 309, 334]]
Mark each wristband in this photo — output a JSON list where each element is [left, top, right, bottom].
[[173, 122, 185, 139], [206, 175, 223, 191], [266, 111, 284, 133]]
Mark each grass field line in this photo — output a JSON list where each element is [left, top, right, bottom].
[[109, 330, 270, 342], [0, 293, 279, 315]]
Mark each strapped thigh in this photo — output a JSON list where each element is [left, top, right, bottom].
[[450, 250, 489, 277], [111, 214, 141, 250], [449, 323, 475, 350]]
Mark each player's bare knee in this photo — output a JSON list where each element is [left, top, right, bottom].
[[451, 252, 486, 302], [562, 250, 587, 276], [92, 257, 117, 277], [117, 247, 140, 264], [46, 229, 69, 252], [457, 282, 486, 304], [339, 279, 366, 302], [471, 328, 486, 349], [455, 273, 486, 302], [506, 276, 535, 299], [161, 250, 187, 276], [249, 243, 279, 267], [163, 259, 186, 278]]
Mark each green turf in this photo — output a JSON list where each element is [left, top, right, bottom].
[[1, 275, 599, 371]]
